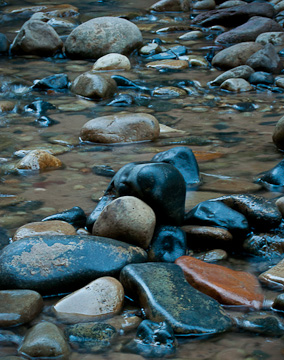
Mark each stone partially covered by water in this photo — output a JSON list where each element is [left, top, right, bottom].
[[243, 233, 284, 258], [175, 256, 264, 309], [236, 312, 284, 336], [0, 235, 147, 295], [120, 262, 232, 335], [255, 159, 284, 189], [16, 150, 62, 171], [259, 257, 284, 289], [32, 73, 69, 90]]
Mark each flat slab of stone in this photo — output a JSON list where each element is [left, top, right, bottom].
[[120, 262, 232, 335], [0, 235, 147, 295]]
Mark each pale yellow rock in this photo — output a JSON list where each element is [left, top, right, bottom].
[[16, 150, 62, 171], [179, 30, 204, 40], [220, 78, 253, 92], [259, 258, 284, 289], [159, 124, 185, 134], [180, 55, 208, 67], [93, 53, 131, 71], [276, 196, 284, 217], [53, 277, 125, 323], [139, 43, 161, 55], [146, 59, 189, 70]]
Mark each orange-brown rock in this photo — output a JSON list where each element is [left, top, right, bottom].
[[175, 256, 264, 309], [16, 150, 62, 171]]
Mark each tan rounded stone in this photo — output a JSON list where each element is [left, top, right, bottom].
[[193, 0, 216, 10], [92, 196, 156, 249], [276, 196, 284, 217], [220, 78, 253, 92], [153, 86, 187, 97], [16, 150, 62, 171], [276, 77, 284, 88], [53, 277, 125, 323], [146, 59, 189, 70], [13, 220, 77, 241], [0, 100, 15, 112], [179, 30, 205, 40], [259, 258, 284, 289], [272, 115, 284, 150], [93, 53, 131, 71]]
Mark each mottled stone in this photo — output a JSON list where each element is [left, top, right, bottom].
[[16, 150, 62, 171], [0, 100, 15, 112], [210, 65, 255, 86], [120, 263, 232, 335], [146, 60, 189, 70], [194, 249, 228, 262], [0, 290, 43, 327], [13, 220, 77, 241], [256, 32, 284, 49], [236, 312, 284, 336], [246, 43, 282, 74], [243, 234, 284, 258], [54, 277, 124, 323], [18, 322, 69, 359], [153, 86, 187, 97], [149, 0, 191, 12], [220, 78, 252, 92], [175, 256, 264, 309], [259, 258, 284, 289], [93, 53, 131, 71], [80, 112, 159, 144], [41, 206, 87, 229], [0, 235, 147, 295]]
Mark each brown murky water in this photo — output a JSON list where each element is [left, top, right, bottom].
[[1, 0, 284, 359]]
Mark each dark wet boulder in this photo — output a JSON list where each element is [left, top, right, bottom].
[[120, 262, 232, 335], [273, 116, 284, 151], [0, 235, 147, 295], [248, 71, 274, 85], [246, 43, 283, 74], [191, 2, 275, 27], [112, 162, 186, 225], [255, 160, 284, 189], [86, 194, 116, 232], [0, 33, 10, 54], [215, 194, 282, 231], [124, 320, 177, 358], [151, 146, 201, 187], [148, 225, 186, 262], [0, 227, 9, 250], [243, 233, 284, 258], [184, 200, 250, 239], [32, 73, 69, 90], [41, 206, 87, 229], [236, 312, 284, 336]]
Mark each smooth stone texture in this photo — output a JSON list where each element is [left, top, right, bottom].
[[212, 42, 263, 69], [65, 322, 117, 352], [153, 86, 187, 97], [272, 293, 284, 311], [13, 220, 77, 241], [220, 78, 252, 92], [54, 277, 124, 323], [255, 159, 284, 189], [146, 60, 189, 70], [0, 100, 15, 112], [93, 53, 131, 71], [71, 72, 117, 99], [216, 194, 282, 231], [112, 162, 186, 225], [215, 16, 283, 44], [0, 290, 43, 327], [65, 17, 142, 59], [175, 256, 264, 309], [193, 0, 216, 10], [149, 0, 191, 11], [236, 312, 284, 336], [246, 43, 282, 74], [33, 73, 69, 90], [41, 206, 87, 229], [273, 116, 284, 150], [194, 249, 228, 262], [80, 113, 159, 144], [179, 30, 205, 40], [148, 225, 187, 262], [276, 77, 284, 88], [259, 258, 284, 289], [16, 150, 62, 171], [151, 146, 201, 187], [248, 71, 274, 85], [11, 19, 63, 56], [0, 235, 147, 295], [18, 322, 69, 359], [92, 196, 156, 249], [184, 200, 249, 239], [120, 263, 232, 335], [210, 65, 254, 86]]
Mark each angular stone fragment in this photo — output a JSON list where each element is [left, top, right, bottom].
[[210, 65, 255, 86], [120, 262, 232, 335], [41, 206, 87, 229], [175, 256, 264, 309], [0, 235, 147, 295]]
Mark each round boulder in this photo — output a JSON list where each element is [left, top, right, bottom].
[[80, 112, 160, 143], [65, 17, 143, 59], [93, 53, 131, 71]]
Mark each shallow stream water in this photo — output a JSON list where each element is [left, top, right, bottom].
[[1, 0, 284, 359]]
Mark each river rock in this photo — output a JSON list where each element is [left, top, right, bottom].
[[273, 116, 284, 151], [0, 33, 10, 53], [248, 71, 274, 85], [33, 73, 69, 90], [256, 31, 284, 49], [153, 86, 187, 97], [93, 53, 131, 71], [236, 312, 284, 336], [120, 262, 232, 335], [243, 234, 284, 258], [272, 293, 284, 311], [18, 322, 69, 360], [148, 225, 187, 262], [92, 196, 156, 249], [124, 320, 177, 358], [212, 42, 263, 69], [193, 0, 216, 10], [220, 78, 252, 92], [210, 65, 255, 86], [41, 206, 87, 229], [151, 146, 201, 187], [192, 2, 275, 27], [179, 30, 205, 40], [80, 113, 159, 144], [16, 150, 62, 171], [112, 162, 186, 225], [12, 221, 76, 241], [54, 277, 124, 323], [11, 19, 63, 56], [215, 194, 282, 231], [215, 16, 283, 44], [65, 17, 142, 59], [0, 290, 43, 327], [0, 227, 9, 250], [194, 249, 228, 262], [276, 196, 284, 217], [146, 59, 188, 70], [259, 258, 284, 289], [175, 256, 264, 309], [0, 235, 147, 295], [246, 43, 282, 74], [255, 159, 284, 189], [149, 0, 191, 12], [184, 200, 249, 239], [71, 72, 117, 99], [65, 322, 117, 352]]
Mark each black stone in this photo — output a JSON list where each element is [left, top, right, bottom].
[[34, 115, 60, 127], [92, 165, 115, 178], [248, 71, 274, 85], [24, 100, 56, 115], [32, 73, 69, 90], [272, 294, 284, 312], [42, 206, 87, 229], [184, 200, 250, 239], [0, 235, 147, 295], [0, 227, 9, 251], [148, 225, 187, 262], [151, 146, 201, 187], [243, 233, 284, 258], [232, 102, 257, 112], [255, 160, 284, 189], [236, 312, 284, 336], [107, 93, 134, 107], [111, 75, 151, 93]]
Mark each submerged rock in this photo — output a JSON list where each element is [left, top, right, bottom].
[[0, 235, 147, 295], [248, 71, 274, 85], [236, 312, 284, 336], [255, 160, 284, 189], [243, 233, 284, 258], [0, 33, 10, 54], [120, 262, 232, 335], [41, 206, 87, 229], [32, 73, 69, 90], [16, 150, 62, 171]]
